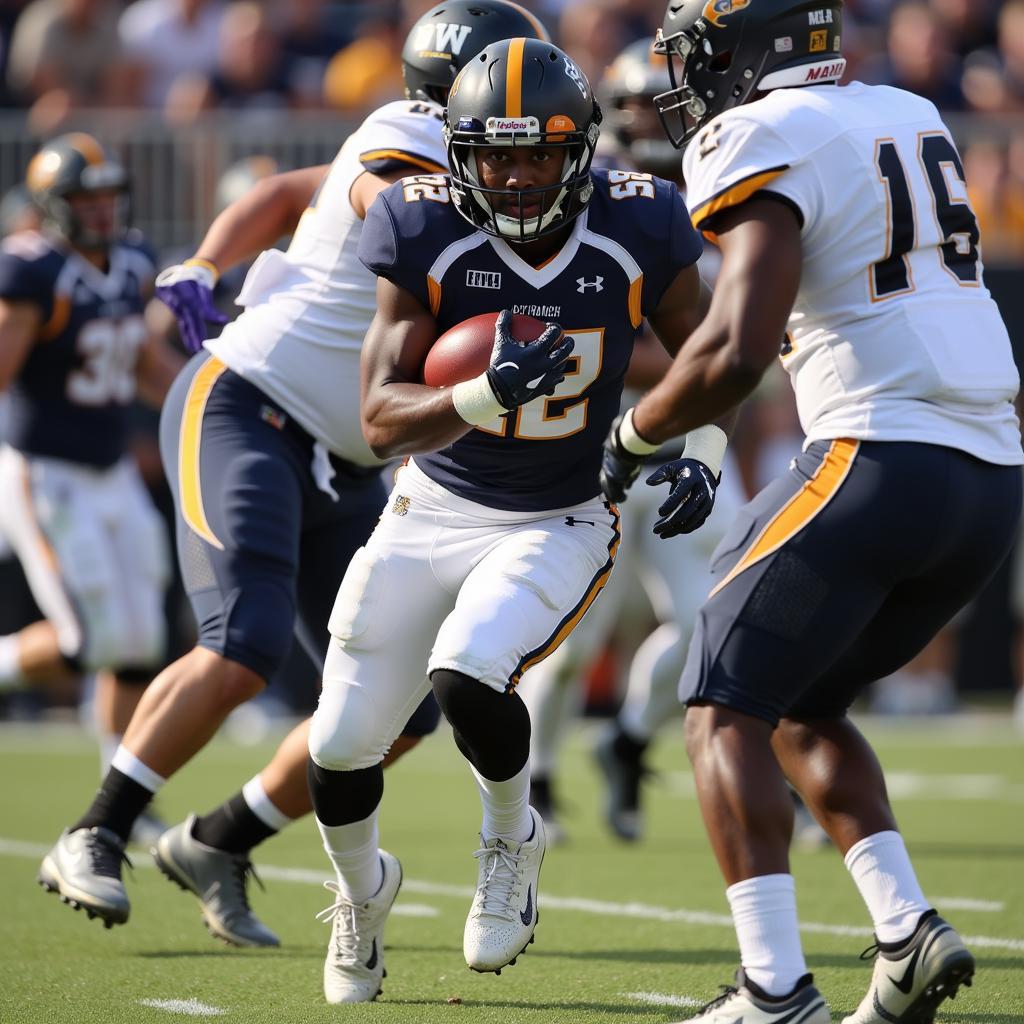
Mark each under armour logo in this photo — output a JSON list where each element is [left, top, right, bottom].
[[577, 276, 603, 293]]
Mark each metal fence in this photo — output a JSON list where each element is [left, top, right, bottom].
[[0, 110, 362, 254], [0, 108, 1021, 257]]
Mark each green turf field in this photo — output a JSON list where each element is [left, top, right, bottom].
[[1, 716, 1021, 1024]]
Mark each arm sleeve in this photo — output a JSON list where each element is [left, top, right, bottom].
[[357, 190, 431, 311], [683, 115, 816, 237], [641, 185, 704, 316]]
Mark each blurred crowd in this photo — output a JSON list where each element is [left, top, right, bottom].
[[0, 0, 1021, 255]]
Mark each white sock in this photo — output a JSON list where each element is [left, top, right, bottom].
[[99, 732, 121, 777], [845, 830, 929, 944], [0, 634, 25, 688], [242, 774, 293, 832], [472, 761, 533, 843], [110, 744, 166, 794], [316, 810, 383, 904], [727, 874, 808, 997]]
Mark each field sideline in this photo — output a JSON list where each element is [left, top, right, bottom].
[[1, 716, 1021, 1024]]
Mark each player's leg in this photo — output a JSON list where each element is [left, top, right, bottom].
[[519, 535, 627, 843], [429, 494, 621, 973], [674, 441, 1020, 1024], [155, 472, 388, 946], [40, 356, 305, 928], [0, 446, 93, 688], [306, 476, 453, 1002]]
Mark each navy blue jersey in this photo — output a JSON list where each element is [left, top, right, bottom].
[[0, 230, 154, 467], [359, 168, 702, 511]]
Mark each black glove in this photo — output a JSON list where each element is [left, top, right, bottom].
[[485, 309, 575, 410], [645, 458, 720, 538], [600, 413, 652, 503]]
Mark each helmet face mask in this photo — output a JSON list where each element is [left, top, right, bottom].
[[401, 0, 550, 107], [444, 39, 602, 243], [654, 0, 845, 149], [599, 39, 681, 178]]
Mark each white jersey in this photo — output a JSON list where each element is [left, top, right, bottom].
[[684, 82, 1022, 466], [206, 100, 448, 464]]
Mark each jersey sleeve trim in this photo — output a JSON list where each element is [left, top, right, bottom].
[[579, 224, 644, 328], [757, 190, 805, 229], [359, 149, 447, 175], [690, 165, 790, 229]]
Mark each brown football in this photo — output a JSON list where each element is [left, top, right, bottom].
[[422, 312, 548, 387]]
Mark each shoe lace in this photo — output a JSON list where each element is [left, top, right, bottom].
[[698, 984, 740, 1015], [859, 942, 880, 961], [85, 830, 133, 879], [472, 841, 522, 920], [225, 856, 263, 913], [315, 880, 368, 965]]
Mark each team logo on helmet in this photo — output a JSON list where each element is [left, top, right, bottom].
[[702, 0, 751, 28]]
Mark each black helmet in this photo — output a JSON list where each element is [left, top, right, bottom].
[[25, 132, 129, 247], [654, 0, 845, 148], [402, 0, 550, 106], [598, 39, 680, 178], [444, 37, 601, 242]]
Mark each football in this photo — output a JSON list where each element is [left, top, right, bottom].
[[422, 312, 548, 387]]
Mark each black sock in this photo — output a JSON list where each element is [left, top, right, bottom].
[[613, 725, 649, 762], [192, 792, 278, 855], [73, 768, 154, 845]]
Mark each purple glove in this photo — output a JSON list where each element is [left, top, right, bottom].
[[155, 259, 229, 353]]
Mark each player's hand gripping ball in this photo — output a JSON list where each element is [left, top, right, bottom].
[[423, 309, 574, 410]]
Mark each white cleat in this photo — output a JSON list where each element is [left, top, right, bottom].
[[842, 911, 974, 1024], [463, 806, 545, 974], [316, 851, 402, 1004], [668, 969, 830, 1024]]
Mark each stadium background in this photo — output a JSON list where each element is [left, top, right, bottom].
[[0, 0, 1022, 725]]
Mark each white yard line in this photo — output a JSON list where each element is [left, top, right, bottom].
[[623, 991, 702, 1008], [3, 836, 1020, 952], [138, 998, 226, 1016]]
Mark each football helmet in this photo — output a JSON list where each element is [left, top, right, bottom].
[[444, 37, 601, 242], [25, 132, 129, 248], [654, 0, 845, 148], [599, 39, 679, 178], [403, 0, 550, 106]]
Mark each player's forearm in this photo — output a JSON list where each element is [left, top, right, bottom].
[[361, 384, 475, 458], [632, 331, 764, 443], [193, 170, 321, 273]]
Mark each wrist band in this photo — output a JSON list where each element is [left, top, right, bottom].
[[452, 373, 505, 426], [618, 407, 660, 456], [682, 424, 728, 477], [185, 257, 220, 282]]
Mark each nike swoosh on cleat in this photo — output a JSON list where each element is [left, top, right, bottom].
[[520, 885, 533, 926], [889, 944, 921, 995], [366, 938, 378, 971]]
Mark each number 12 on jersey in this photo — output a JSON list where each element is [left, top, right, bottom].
[[476, 328, 603, 440], [872, 131, 980, 300]]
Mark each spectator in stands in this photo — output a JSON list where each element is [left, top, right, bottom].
[[163, 1, 302, 124], [322, 14, 403, 112], [928, 0, 998, 59], [118, 0, 225, 110], [277, 0, 352, 108], [961, 0, 1024, 115], [862, 0, 966, 111], [964, 139, 1024, 264], [5, 0, 124, 109], [556, 1, 639, 87]]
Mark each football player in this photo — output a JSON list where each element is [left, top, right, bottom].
[[306, 36, 723, 1002], [522, 38, 746, 844], [600, 1, 1022, 1022], [38, 0, 551, 950], [0, 135, 182, 824]]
